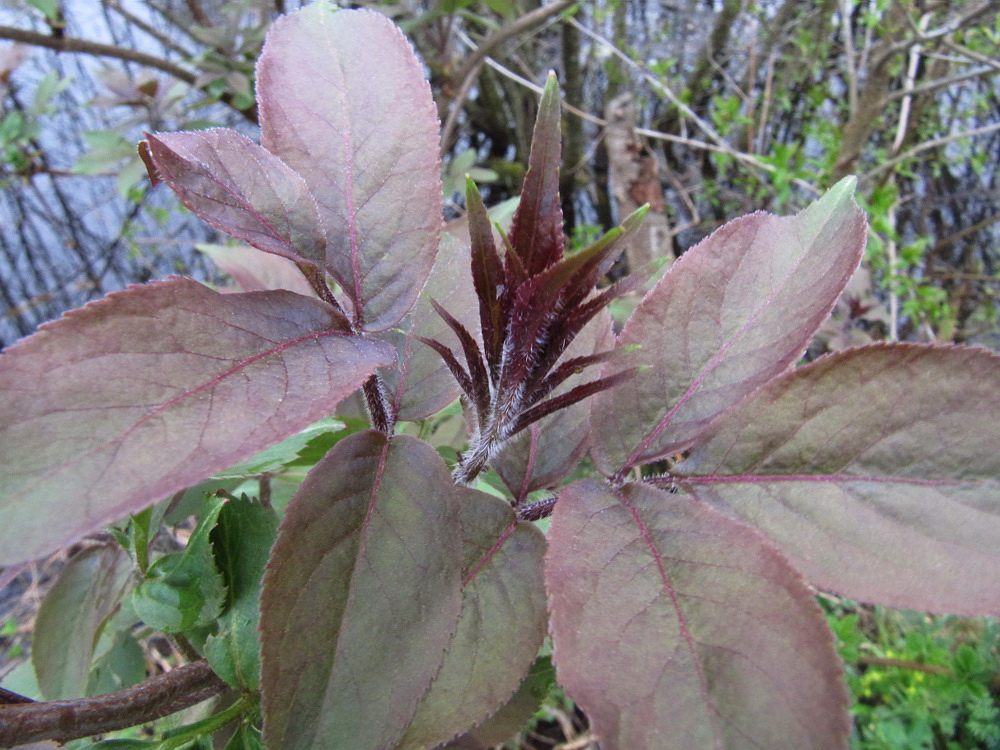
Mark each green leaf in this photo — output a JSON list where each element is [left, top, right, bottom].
[[257, 5, 443, 331], [212, 417, 344, 479], [260, 431, 464, 750], [546, 480, 850, 749], [397, 489, 547, 748], [591, 177, 867, 475], [205, 496, 278, 690], [32, 544, 135, 699], [676, 344, 1000, 616], [132, 496, 227, 633]]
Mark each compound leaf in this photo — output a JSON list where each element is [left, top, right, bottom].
[[257, 5, 442, 331], [260, 431, 464, 750], [676, 344, 1000, 616], [591, 178, 866, 475], [546, 480, 849, 750], [0, 278, 394, 565]]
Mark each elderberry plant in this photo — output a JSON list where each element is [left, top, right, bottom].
[[0, 4, 998, 750]]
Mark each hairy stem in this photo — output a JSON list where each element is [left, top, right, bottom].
[[362, 373, 393, 434], [0, 660, 227, 746]]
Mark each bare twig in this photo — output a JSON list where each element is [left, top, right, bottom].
[[839, 0, 859, 117], [0, 660, 227, 746], [441, 0, 574, 152], [0, 24, 258, 121], [885, 63, 999, 101], [891, 13, 930, 155], [860, 121, 1000, 182]]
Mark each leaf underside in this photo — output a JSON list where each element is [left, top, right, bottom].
[[676, 343, 1000, 616], [591, 178, 866, 476], [546, 480, 850, 750], [260, 431, 464, 750], [0, 278, 394, 565], [256, 5, 442, 331]]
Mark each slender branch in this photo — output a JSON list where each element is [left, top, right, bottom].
[[451, 0, 574, 91], [0, 25, 257, 122], [441, 0, 574, 152], [104, 0, 196, 59], [860, 121, 1000, 182], [885, 63, 999, 101], [0, 25, 199, 84], [839, 0, 859, 117], [0, 660, 227, 746]]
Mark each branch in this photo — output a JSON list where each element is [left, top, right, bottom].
[[0, 660, 228, 746], [860, 121, 1000, 182], [0, 25, 257, 122], [885, 63, 999, 101], [441, 0, 574, 152]]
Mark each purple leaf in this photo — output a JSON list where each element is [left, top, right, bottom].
[[676, 344, 1000, 616], [257, 6, 442, 331], [496, 312, 614, 498], [197, 243, 317, 296], [145, 130, 326, 271], [466, 178, 505, 380], [0, 279, 394, 566], [397, 489, 547, 749], [259, 431, 464, 750], [430, 298, 491, 420], [508, 73, 564, 276], [591, 178, 867, 476], [546, 480, 850, 749], [382, 234, 478, 421]]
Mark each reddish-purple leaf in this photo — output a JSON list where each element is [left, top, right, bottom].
[[675, 344, 1000, 616], [256, 6, 442, 331], [466, 178, 505, 380], [397, 489, 547, 749], [259, 431, 464, 750], [0, 279, 394, 566], [430, 298, 491, 419], [546, 480, 849, 749], [415, 334, 476, 407], [496, 312, 613, 498], [508, 73, 564, 276], [197, 243, 316, 296], [591, 178, 866, 476], [382, 234, 478, 421], [145, 130, 326, 270]]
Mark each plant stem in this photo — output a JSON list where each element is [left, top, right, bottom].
[[362, 374, 392, 434], [0, 660, 227, 746]]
